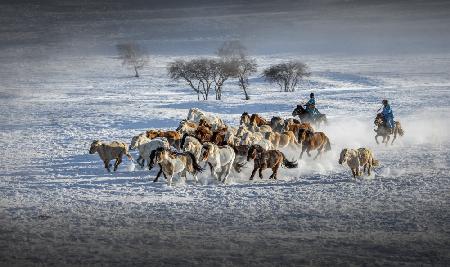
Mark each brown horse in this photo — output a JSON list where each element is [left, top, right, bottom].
[[146, 130, 182, 150], [374, 113, 404, 146], [287, 122, 314, 137], [198, 118, 212, 130], [250, 114, 269, 126], [298, 130, 331, 159], [211, 127, 228, 146], [194, 125, 213, 143], [246, 145, 298, 180]]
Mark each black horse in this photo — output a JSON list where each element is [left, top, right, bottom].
[[292, 105, 327, 127]]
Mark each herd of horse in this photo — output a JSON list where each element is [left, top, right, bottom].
[[89, 106, 404, 185]]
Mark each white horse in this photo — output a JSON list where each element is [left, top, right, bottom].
[[129, 134, 169, 169], [240, 132, 272, 150], [201, 142, 236, 183], [154, 147, 203, 186], [187, 108, 225, 131], [180, 134, 203, 162]]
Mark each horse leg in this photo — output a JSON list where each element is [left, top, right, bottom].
[[104, 160, 111, 172], [271, 163, 280, 180], [136, 156, 144, 168], [153, 169, 162, 182], [313, 147, 322, 160], [250, 167, 258, 180], [221, 163, 232, 183], [113, 157, 122, 172], [207, 162, 214, 176], [299, 147, 306, 159], [167, 175, 173, 186], [307, 148, 312, 157], [385, 135, 390, 147], [391, 130, 397, 145], [259, 167, 264, 179], [351, 168, 356, 178], [375, 135, 380, 145], [193, 172, 199, 183], [212, 166, 221, 181]]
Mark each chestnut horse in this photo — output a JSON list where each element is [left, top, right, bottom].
[[246, 145, 298, 180], [194, 125, 213, 143], [250, 114, 269, 126], [298, 130, 331, 159]]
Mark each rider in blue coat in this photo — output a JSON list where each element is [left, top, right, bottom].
[[381, 99, 394, 129], [305, 93, 319, 117]]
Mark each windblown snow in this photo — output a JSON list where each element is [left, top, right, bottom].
[[0, 54, 449, 266]]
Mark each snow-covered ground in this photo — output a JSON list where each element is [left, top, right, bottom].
[[1, 53, 449, 265]]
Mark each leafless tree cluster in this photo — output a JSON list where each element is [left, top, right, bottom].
[[167, 41, 310, 100], [168, 41, 259, 101], [116, 42, 148, 77], [262, 61, 310, 92]]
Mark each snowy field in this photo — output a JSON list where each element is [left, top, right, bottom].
[[1, 53, 449, 266]]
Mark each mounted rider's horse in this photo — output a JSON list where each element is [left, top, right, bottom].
[[292, 105, 327, 127], [374, 113, 404, 146]]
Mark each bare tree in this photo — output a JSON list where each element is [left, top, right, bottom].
[[217, 40, 257, 100], [262, 61, 310, 92], [211, 60, 239, 100], [116, 42, 148, 77], [168, 59, 214, 100], [235, 58, 257, 100]]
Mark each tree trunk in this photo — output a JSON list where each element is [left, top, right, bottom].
[[239, 78, 250, 100], [243, 87, 250, 100]]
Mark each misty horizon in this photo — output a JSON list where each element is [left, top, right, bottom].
[[1, 0, 449, 57]]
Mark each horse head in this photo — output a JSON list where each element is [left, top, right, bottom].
[[89, 140, 101, 154], [338, 148, 349, 165], [374, 113, 384, 126]]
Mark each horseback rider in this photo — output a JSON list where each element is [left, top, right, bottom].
[[381, 99, 394, 132], [305, 93, 320, 119]]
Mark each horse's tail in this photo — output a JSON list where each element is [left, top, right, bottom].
[[185, 151, 204, 173], [396, 122, 404, 136], [180, 133, 189, 149], [325, 136, 332, 151], [148, 148, 160, 170], [281, 153, 298, 169]]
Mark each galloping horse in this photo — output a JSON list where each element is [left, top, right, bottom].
[[201, 143, 236, 183], [374, 113, 404, 146], [292, 105, 327, 127], [246, 145, 297, 180], [154, 147, 204, 186], [298, 130, 331, 159]]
